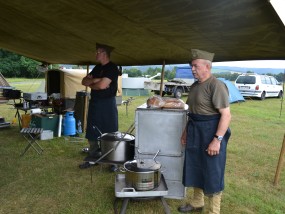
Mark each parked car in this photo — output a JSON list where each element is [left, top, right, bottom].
[[235, 74, 283, 100]]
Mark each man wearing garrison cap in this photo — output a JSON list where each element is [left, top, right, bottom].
[[79, 43, 120, 171], [191, 49, 215, 62], [178, 49, 232, 214]]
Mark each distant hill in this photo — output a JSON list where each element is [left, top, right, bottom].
[[123, 65, 284, 74], [63, 64, 283, 75], [212, 66, 284, 75]]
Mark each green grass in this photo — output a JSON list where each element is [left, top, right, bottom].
[[0, 79, 285, 213], [6, 78, 44, 93]]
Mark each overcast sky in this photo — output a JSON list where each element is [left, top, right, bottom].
[[215, 0, 285, 69], [213, 60, 285, 69]]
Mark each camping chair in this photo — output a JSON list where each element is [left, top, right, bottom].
[[20, 128, 43, 156]]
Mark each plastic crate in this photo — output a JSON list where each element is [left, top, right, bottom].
[[31, 114, 59, 137]]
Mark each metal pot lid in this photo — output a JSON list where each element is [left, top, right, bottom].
[[124, 159, 161, 172], [137, 159, 161, 170], [99, 132, 135, 141]]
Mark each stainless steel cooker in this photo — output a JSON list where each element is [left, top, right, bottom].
[[122, 150, 162, 191]]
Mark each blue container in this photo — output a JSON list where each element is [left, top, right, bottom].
[[63, 111, 76, 136]]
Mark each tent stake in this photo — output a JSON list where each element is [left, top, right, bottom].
[[273, 133, 285, 186]]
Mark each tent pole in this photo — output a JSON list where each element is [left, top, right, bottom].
[[279, 69, 284, 118], [83, 65, 89, 131], [274, 133, 285, 186], [159, 60, 166, 97]]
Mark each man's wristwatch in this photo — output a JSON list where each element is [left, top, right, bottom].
[[214, 134, 223, 141]]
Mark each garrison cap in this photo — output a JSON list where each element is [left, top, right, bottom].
[[191, 49, 215, 62], [96, 43, 114, 55]]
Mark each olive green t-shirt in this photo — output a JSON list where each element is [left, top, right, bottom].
[[186, 76, 229, 115]]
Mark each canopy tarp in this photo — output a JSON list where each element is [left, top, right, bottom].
[[0, 0, 285, 66]]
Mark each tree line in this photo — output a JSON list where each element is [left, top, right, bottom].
[[0, 49, 284, 82], [122, 67, 176, 80], [0, 49, 43, 78]]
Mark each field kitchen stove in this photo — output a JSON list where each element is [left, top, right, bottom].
[[114, 174, 170, 214]]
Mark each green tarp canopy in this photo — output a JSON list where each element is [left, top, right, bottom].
[[0, 0, 285, 66]]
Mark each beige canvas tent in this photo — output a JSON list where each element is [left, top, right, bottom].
[[45, 68, 122, 100], [45, 69, 89, 99], [45, 68, 122, 130]]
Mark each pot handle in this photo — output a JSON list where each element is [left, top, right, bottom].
[[160, 166, 167, 173], [93, 126, 103, 136], [119, 166, 126, 173], [153, 149, 160, 160], [121, 187, 136, 192]]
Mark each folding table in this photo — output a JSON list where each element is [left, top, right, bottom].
[[20, 128, 43, 156]]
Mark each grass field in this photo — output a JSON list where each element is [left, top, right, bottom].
[[0, 79, 285, 214]]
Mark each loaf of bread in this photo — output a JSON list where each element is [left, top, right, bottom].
[[162, 98, 185, 109], [146, 95, 165, 108], [146, 96, 185, 109]]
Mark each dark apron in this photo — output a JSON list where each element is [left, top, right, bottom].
[[85, 96, 118, 141], [183, 113, 231, 195]]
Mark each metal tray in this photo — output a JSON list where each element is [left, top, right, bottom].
[[115, 174, 168, 198]]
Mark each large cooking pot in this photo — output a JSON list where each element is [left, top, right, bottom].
[[123, 158, 162, 191], [99, 132, 135, 162]]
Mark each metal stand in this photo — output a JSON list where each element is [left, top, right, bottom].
[[122, 97, 134, 117], [114, 174, 170, 214], [114, 197, 170, 214], [20, 128, 43, 156]]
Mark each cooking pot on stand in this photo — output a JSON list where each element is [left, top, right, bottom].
[[99, 132, 135, 162], [122, 150, 162, 191]]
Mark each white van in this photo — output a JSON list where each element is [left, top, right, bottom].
[[235, 74, 283, 100]]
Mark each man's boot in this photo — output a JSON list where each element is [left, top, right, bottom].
[[79, 141, 101, 169], [87, 140, 101, 159], [178, 188, 204, 212], [205, 192, 222, 214]]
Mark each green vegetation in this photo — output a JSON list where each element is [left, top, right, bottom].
[[0, 49, 41, 78], [0, 79, 284, 213]]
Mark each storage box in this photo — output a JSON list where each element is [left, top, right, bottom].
[[23, 92, 47, 101], [40, 130, 53, 140], [31, 114, 59, 137], [3, 89, 21, 99]]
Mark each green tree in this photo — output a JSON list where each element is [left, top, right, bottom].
[[274, 72, 285, 83], [0, 49, 42, 78], [123, 67, 142, 77]]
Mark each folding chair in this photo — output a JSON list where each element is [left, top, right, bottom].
[[20, 128, 43, 156]]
